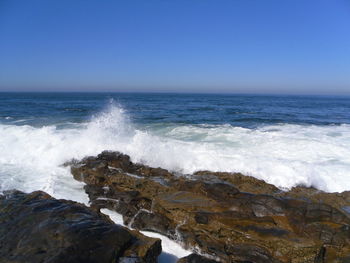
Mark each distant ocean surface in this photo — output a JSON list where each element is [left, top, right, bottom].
[[1, 92, 350, 202]]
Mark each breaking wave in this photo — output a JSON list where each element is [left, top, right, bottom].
[[1, 101, 350, 202]]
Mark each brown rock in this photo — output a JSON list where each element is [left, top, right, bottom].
[[70, 151, 350, 263]]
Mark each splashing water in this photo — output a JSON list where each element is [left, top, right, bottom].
[[0, 101, 350, 205], [1, 94, 350, 263]]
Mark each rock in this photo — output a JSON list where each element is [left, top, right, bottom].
[[120, 230, 161, 263], [0, 190, 161, 263], [177, 253, 219, 263], [194, 170, 280, 195], [70, 151, 350, 263], [278, 185, 350, 212]]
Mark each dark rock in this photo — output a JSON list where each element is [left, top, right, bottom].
[[177, 253, 219, 263], [131, 210, 173, 235], [314, 246, 326, 263], [70, 151, 350, 263], [194, 212, 209, 224], [0, 190, 161, 263]]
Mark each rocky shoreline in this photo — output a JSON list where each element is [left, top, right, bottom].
[[70, 151, 350, 263], [1, 150, 350, 262]]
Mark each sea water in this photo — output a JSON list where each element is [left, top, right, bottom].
[[1, 92, 350, 261]]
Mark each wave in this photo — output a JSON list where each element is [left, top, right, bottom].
[[0, 102, 350, 202]]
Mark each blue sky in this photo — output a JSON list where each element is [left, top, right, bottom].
[[0, 0, 350, 94]]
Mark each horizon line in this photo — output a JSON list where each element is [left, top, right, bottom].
[[0, 90, 350, 97]]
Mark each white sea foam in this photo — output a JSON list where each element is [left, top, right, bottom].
[[0, 102, 350, 203]]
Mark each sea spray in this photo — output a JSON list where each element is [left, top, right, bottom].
[[0, 102, 350, 200]]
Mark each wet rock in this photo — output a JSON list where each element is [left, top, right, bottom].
[[194, 170, 280, 195], [131, 210, 173, 235], [120, 230, 161, 263], [0, 190, 161, 263], [70, 151, 350, 263], [177, 253, 219, 263], [278, 185, 350, 212]]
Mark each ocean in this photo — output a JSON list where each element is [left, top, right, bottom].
[[1, 92, 350, 261], [1, 92, 350, 201]]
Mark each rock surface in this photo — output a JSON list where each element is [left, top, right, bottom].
[[0, 190, 161, 263], [177, 253, 219, 263], [70, 151, 350, 263]]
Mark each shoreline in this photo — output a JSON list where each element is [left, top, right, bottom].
[[1, 150, 350, 262], [70, 150, 350, 262]]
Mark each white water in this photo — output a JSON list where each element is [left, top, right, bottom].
[[1, 103, 350, 261], [1, 103, 350, 197]]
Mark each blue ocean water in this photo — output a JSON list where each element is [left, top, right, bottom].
[[0, 92, 350, 200], [0, 92, 349, 128]]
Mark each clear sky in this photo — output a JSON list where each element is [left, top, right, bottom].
[[1, 0, 350, 94]]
